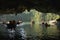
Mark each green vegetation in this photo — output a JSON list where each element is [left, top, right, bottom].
[[0, 9, 60, 22]]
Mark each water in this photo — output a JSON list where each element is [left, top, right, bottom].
[[0, 22, 60, 40], [0, 11, 60, 40]]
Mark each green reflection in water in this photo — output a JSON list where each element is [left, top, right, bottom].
[[31, 11, 42, 36], [32, 24, 42, 36], [47, 25, 59, 36]]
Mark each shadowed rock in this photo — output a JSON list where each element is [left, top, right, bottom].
[[0, 0, 60, 14]]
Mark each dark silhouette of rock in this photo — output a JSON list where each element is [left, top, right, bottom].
[[0, 0, 60, 13]]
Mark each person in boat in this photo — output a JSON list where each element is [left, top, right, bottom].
[[42, 22, 50, 27], [45, 23, 50, 27], [3, 20, 22, 30]]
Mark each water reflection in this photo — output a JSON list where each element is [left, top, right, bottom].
[[0, 9, 60, 40], [0, 22, 60, 40]]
